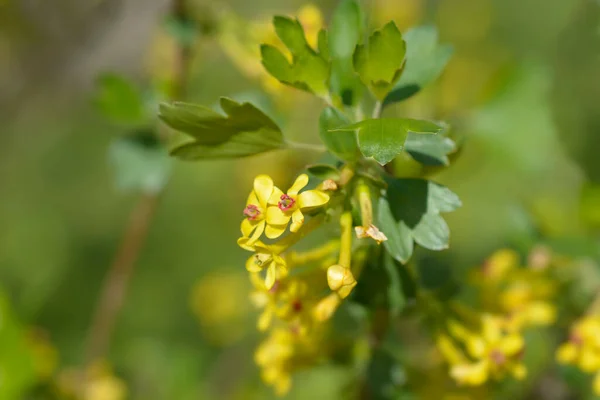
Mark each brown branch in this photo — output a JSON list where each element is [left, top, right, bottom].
[[85, 193, 159, 364], [84, 0, 192, 367]]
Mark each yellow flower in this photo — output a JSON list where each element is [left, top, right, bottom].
[[245, 242, 288, 290], [313, 293, 341, 322], [445, 315, 526, 386], [327, 264, 357, 299], [240, 175, 274, 247], [255, 328, 295, 396], [265, 174, 329, 239], [482, 249, 519, 281], [556, 315, 600, 377]]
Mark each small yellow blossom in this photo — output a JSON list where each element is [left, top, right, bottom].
[[265, 174, 329, 239], [313, 293, 342, 322], [482, 249, 519, 281], [240, 175, 274, 247], [556, 315, 600, 391], [244, 241, 288, 289], [441, 315, 526, 386], [255, 328, 295, 396]]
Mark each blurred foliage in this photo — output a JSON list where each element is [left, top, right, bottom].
[[0, 0, 599, 399]]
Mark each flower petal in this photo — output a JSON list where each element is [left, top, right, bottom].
[[265, 264, 277, 289], [450, 360, 489, 386], [257, 308, 273, 331], [246, 191, 259, 207], [290, 209, 304, 232], [298, 190, 330, 209], [246, 254, 267, 272], [265, 224, 287, 239], [499, 334, 524, 356], [556, 343, 577, 364], [254, 175, 274, 206], [241, 218, 257, 237], [268, 186, 285, 205], [288, 174, 309, 195], [247, 220, 265, 244], [266, 206, 291, 226]]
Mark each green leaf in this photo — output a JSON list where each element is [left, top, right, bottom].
[[94, 73, 145, 124], [260, 17, 330, 96], [306, 164, 341, 180], [0, 292, 37, 400], [353, 21, 406, 100], [378, 197, 413, 263], [404, 132, 456, 166], [384, 25, 453, 106], [328, 0, 365, 106], [108, 131, 172, 194], [332, 118, 442, 165], [383, 251, 406, 318], [319, 107, 360, 161], [159, 98, 287, 160], [378, 178, 461, 263]]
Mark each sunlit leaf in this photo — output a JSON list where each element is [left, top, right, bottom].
[[353, 21, 406, 100], [384, 25, 453, 106], [260, 16, 329, 96], [319, 107, 360, 162], [328, 0, 365, 105], [404, 133, 456, 166], [331, 118, 442, 165], [159, 97, 287, 160]]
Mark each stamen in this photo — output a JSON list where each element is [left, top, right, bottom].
[[292, 300, 303, 312], [278, 194, 296, 211], [243, 204, 261, 220]]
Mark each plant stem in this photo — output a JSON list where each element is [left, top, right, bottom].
[[286, 140, 328, 153], [371, 100, 383, 119], [85, 193, 159, 364], [84, 0, 193, 367]]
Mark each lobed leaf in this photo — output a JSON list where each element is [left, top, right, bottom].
[[319, 107, 361, 162], [353, 21, 406, 100], [384, 25, 453, 106], [378, 178, 461, 263], [159, 97, 286, 160], [331, 118, 442, 165], [261, 16, 330, 96]]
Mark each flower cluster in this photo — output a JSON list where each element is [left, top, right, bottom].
[[472, 247, 557, 331], [556, 314, 600, 395], [238, 174, 370, 395], [436, 247, 560, 386], [437, 314, 526, 386]]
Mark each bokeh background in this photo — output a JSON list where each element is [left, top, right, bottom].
[[1, 0, 599, 398]]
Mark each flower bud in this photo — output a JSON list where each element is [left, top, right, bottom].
[[327, 265, 357, 299]]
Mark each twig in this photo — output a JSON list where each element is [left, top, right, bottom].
[[84, 0, 193, 367], [85, 193, 159, 364]]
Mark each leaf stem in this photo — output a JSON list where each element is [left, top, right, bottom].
[[286, 140, 327, 152], [371, 101, 383, 119]]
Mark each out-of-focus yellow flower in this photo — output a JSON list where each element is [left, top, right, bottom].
[[190, 270, 250, 345], [266, 174, 329, 238], [255, 328, 296, 396], [481, 249, 519, 281], [218, 4, 323, 98], [556, 315, 600, 395], [58, 361, 127, 400], [440, 315, 526, 386], [313, 293, 342, 322], [240, 175, 274, 247]]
